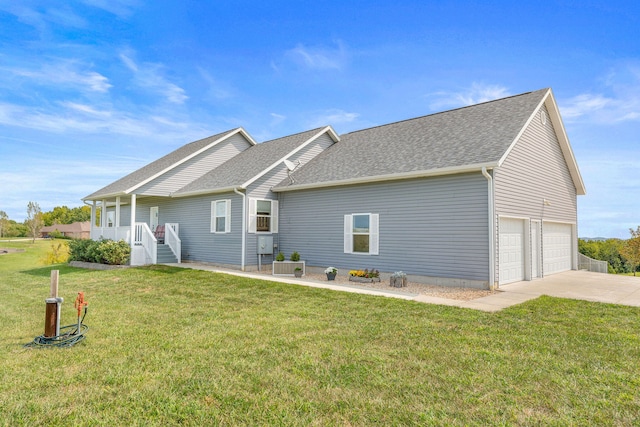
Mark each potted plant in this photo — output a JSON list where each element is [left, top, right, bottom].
[[273, 251, 305, 276], [390, 271, 407, 288], [324, 266, 337, 281]]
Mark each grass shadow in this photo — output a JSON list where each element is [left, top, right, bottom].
[[21, 264, 97, 277]]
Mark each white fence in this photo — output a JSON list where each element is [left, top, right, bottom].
[[578, 253, 608, 274]]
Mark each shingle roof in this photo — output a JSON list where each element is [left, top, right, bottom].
[[173, 127, 328, 196], [83, 128, 243, 200], [273, 89, 549, 190], [41, 221, 90, 233]]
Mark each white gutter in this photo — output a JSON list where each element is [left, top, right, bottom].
[[233, 188, 246, 271], [272, 162, 498, 193], [482, 167, 496, 290]]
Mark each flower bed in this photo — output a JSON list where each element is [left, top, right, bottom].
[[349, 276, 381, 283], [348, 268, 380, 283]]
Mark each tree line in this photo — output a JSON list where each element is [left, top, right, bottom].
[[0, 204, 91, 239], [579, 227, 640, 275]]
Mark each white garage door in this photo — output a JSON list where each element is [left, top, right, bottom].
[[499, 218, 525, 285], [543, 222, 573, 275]]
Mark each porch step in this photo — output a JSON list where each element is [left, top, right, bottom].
[[157, 244, 178, 264]]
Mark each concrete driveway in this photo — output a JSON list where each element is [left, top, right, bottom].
[[456, 270, 640, 312]]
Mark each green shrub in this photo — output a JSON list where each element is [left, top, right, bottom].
[[275, 251, 285, 261], [68, 238, 130, 265], [290, 251, 300, 262], [98, 239, 131, 265]]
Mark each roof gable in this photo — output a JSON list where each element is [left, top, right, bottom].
[[83, 128, 255, 200], [173, 126, 338, 197]]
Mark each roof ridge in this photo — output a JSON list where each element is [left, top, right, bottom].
[[341, 88, 548, 137], [259, 126, 327, 144]]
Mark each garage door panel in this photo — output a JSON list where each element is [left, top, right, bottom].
[[543, 222, 572, 275]]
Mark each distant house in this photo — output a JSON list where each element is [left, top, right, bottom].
[[40, 221, 91, 239], [83, 88, 585, 289]]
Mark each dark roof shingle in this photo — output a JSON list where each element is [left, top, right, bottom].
[[84, 128, 241, 199], [173, 127, 327, 196], [274, 89, 548, 190]]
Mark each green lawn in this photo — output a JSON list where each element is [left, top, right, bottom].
[[1, 241, 639, 425]]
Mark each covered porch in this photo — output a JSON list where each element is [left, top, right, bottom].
[[86, 194, 181, 266]]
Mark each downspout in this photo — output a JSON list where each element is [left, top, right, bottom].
[[233, 188, 246, 271], [482, 167, 496, 290]]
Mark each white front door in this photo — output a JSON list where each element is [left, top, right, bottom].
[[150, 206, 159, 232], [499, 218, 525, 285]]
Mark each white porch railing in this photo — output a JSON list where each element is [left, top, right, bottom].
[[165, 223, 181, 263], [90, 226, 130, 242], [131, 222, 157, 266], [91, 222, 180, 266]]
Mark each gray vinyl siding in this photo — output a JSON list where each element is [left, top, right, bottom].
[[277, 173, 489, 281], [244, 132, 336, 266], [494, 105, 577, 223], [133, 194, 243, 265], [135, 134, 251, 196], [493, 105, 578, 283]]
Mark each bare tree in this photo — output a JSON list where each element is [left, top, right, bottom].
[[26, 202, 43, 243], [620, 226, 640, 276]]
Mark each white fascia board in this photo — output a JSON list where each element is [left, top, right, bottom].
[[82, 191, 127, 202], [543, 92, 586, 196], [240, 126, 339, 189], [171, 186, 240, 198], [272, 162, 497, 192], [124, 127, 253, 195]]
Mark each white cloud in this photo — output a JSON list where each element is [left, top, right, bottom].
[[0, 3, 87, 31], [284, 40, 348, 71], [0, 101, 206, 141], [308, 109, 359, 128], [270, 113, 286, 126], [197, 67, 234, 100], [1, 61, 112, 93], [119, 52, 188, 104], [561, 94, 612, 118], [80, 0, 138, 18], [559, 64, 640, 124], [427, 83, 511, 111]]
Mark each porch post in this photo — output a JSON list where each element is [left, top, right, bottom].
[[91, 201, 96, 239], [101, 199, 107, 229], [130, 194, 137, 246], [115, 196, 121, 228]]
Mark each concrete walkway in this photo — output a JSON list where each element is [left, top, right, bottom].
[[168, 263, 640, 312]]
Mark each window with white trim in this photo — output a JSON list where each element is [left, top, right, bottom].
[[211, 200, 231, 233], [344, 213, 379, 255], [248, 198, 278, 233]]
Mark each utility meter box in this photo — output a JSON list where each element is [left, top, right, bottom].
[[257, 236, 273, 255]]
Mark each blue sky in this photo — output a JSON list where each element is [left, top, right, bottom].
[[0, 1, 638, 238]]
